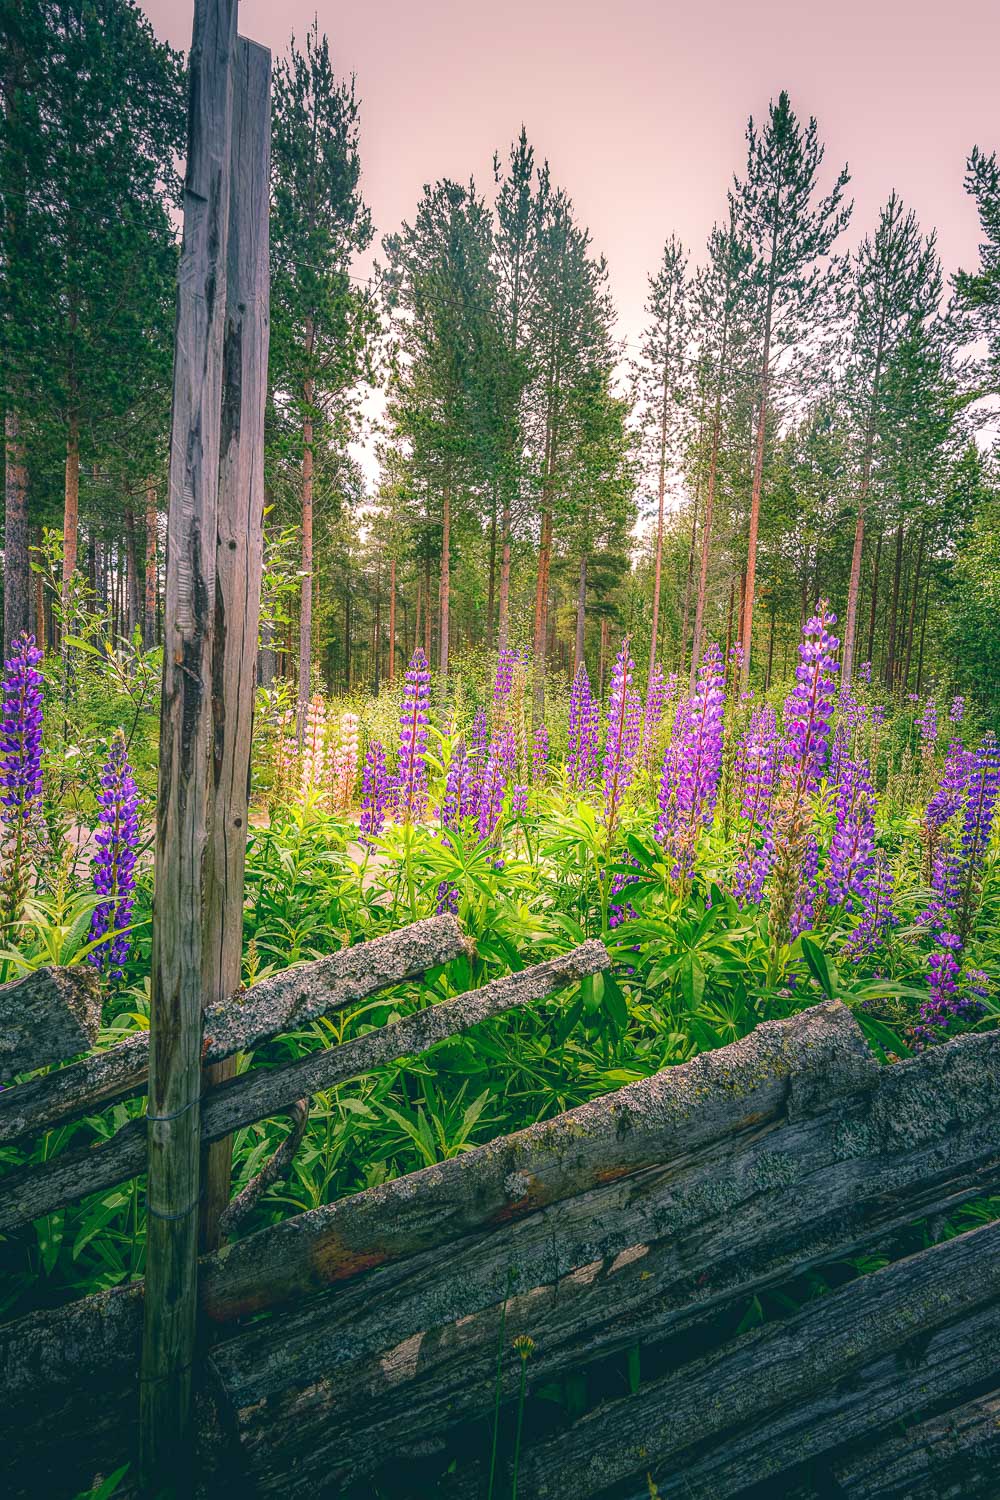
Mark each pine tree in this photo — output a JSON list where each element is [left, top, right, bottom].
[[953, 147, 1000, 396], [2, 1, 183, 626], [634, 235, 688, 693], [732, 91, 851, 688], [382, 178, 497, 675], [688, 215, 752, 682], [527, 191, 616, 709], [840, 193, 940, 684], [270, 21, 374, 738], [491, 130, 549, 652]]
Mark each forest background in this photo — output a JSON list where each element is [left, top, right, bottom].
[[2, 0, 1000, 731]]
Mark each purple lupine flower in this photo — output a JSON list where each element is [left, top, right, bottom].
[[88, 731, 140, 978], [827, 722, 848, 789], [493, 648, 517, 712], [789, 833, 819, 938], [464, 707, 490, 816], [603, 637, 641, 834], [954, 732, 1000, 940], [0, 633, 44, 929], [735, 703, 777, 825], [435, 880, 459, 915], [440, 741, 468, 845], [766, 606, 839, 947], [511, 784, 528, 815], [477, 742, 507, 843], [567, 663, 597, 791], [780, 602, 840, 794], [733, 831, 774, 907], [497, 725, 517, 778], [869, 701, 886, 731], [949, 695, 965, 725], [857, 660, 872, 685], [531, 722, 549, 784], [0, 632, 44, 825], [643, 664, 667, 767], [826, 755, 876, 913], [397, 649, 431, 821], [926, 740, 972, 830], [843, 853, 896, 962], [914, 931, 985, 1047], [655, 645, 725, 877], [917, 699, 938, 750], [922, 737, 972, 888], [359, 739, 390, 846]]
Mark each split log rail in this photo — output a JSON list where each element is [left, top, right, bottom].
[[1, 971, 999, 1498]]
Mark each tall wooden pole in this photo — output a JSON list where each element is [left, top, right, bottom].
[[139, 1, 238, 1490], [201, 36, 272, 1252]]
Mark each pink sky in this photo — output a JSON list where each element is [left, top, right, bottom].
[[145, 0, 999, 497], [144, 0, 998, 354]]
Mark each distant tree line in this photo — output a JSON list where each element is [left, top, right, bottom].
[[3, 6, 999, 714]]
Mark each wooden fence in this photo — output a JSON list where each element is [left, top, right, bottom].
[[2, 929, 998, 1498]]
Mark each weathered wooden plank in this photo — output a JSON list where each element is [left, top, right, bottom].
[[834, 1386, 1000, 1499], [0, 914, 469, 1148], [0, 965, 100, 1079], [512, 1218, 1000, 1499], [2, 1017, 997, 1498], [139, 0, 239, 1484], [201, 999, 876, 1319], [203, 1030, 1000, 1487], [0, 937, 589, 1232], [200, 33, 272, 1252]]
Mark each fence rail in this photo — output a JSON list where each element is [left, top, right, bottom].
[[1, 955, 998, 1498]]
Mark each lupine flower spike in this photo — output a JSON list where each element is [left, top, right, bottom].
[[89, 730, 140, 978], [0, 633, 44, 930]]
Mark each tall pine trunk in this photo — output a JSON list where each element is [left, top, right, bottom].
[[691, 387, 725, 685], [124, 505, 140, 640], [679, 481, 698, 679], [842, 324, 885, 687], [497, 498, 512, 653], [574, 553, 587, 672], [62, 410, 80, 619], [902, 525, 925, 690], [740, 250, 777, 692], [884, 517, 904, 691], [388, 556, 397, 681], [4, 411, 30, 649], [866, 529, 883, 668], [296, 319, 315, 744], [486, 488, 497, 648], [648, 342, 671, 691], [439, 483, 451, 675], [143, 479, 158, 649]]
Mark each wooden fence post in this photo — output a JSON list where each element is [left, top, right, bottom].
[[139, 0, 238, 1490], [200, 35, 272, 1253]]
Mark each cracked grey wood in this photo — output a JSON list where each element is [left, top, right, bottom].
[[201, 1028, 1000, 1491], [0, 965, 100, 1078], [138, 2, 241, 1483], [3, 1007, 998, 1500]]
